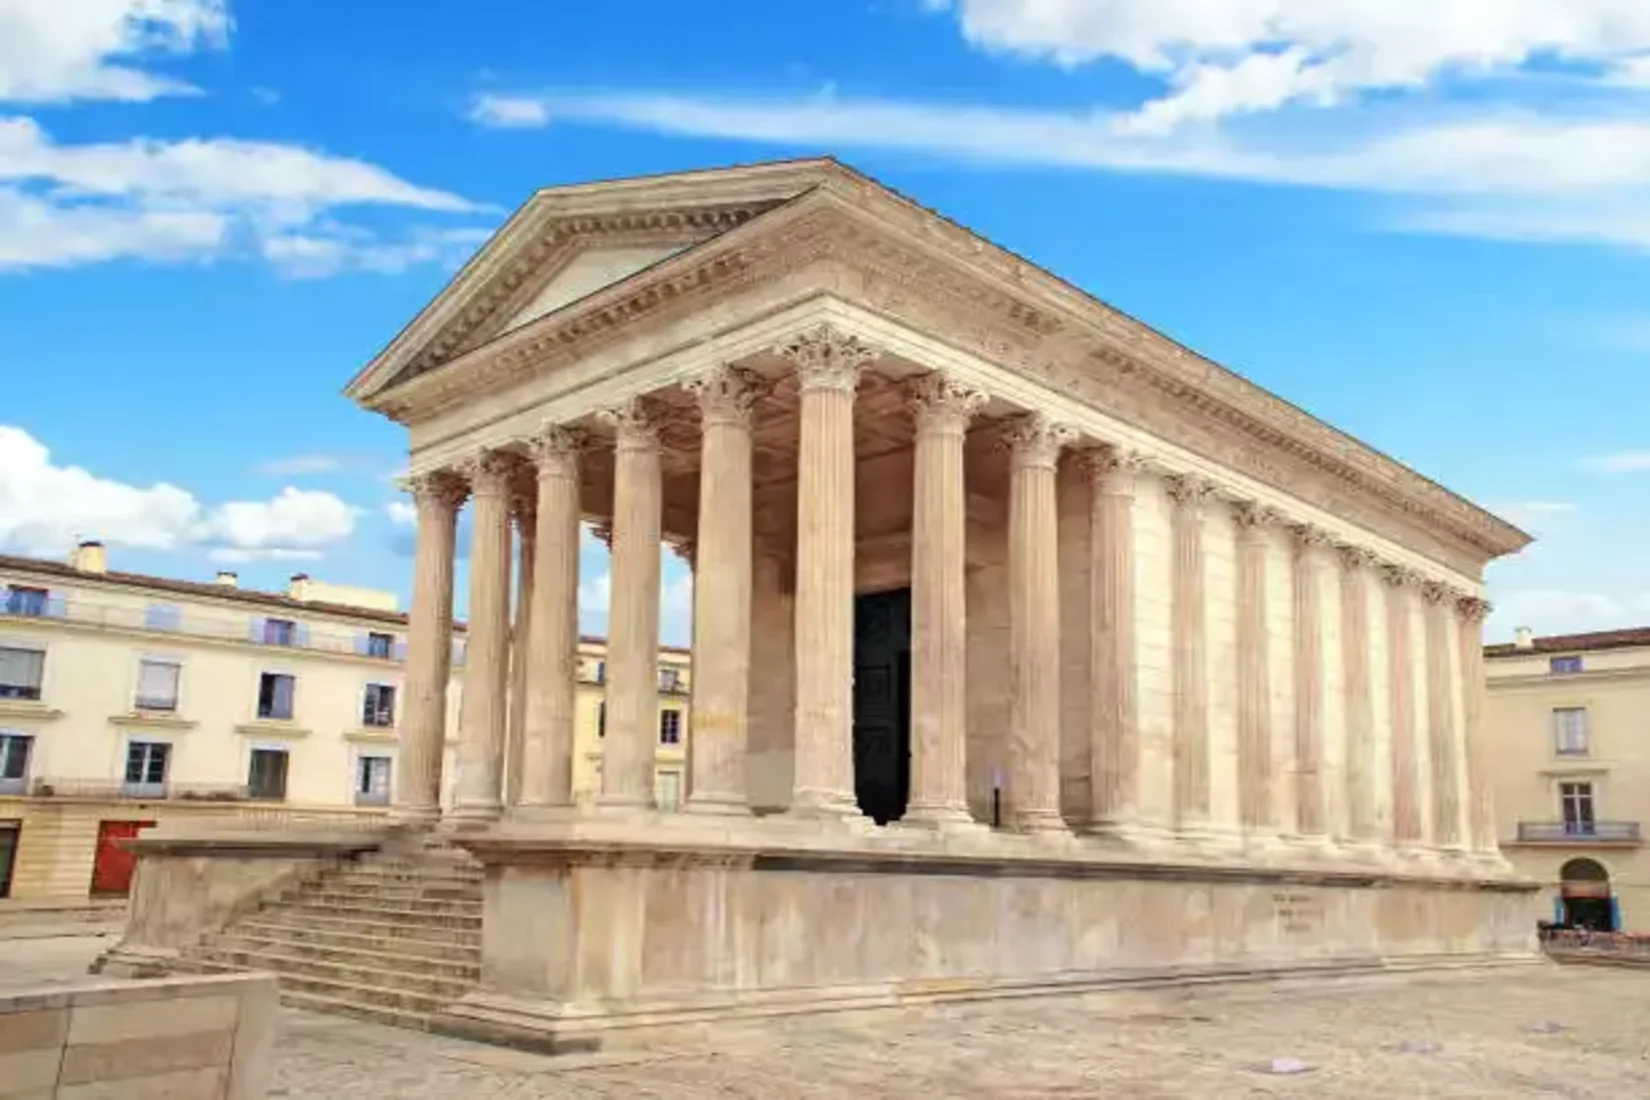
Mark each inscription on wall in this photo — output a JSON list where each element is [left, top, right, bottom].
[[1273, 890, 1325, 936]]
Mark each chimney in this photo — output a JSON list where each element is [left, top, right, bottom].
[[1514, 626, 1535, 650], [287, 573, 311, 601], [215, 570, 239, 588], [70, 540, 107, 574]]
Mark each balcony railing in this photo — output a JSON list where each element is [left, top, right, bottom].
[[1516, 821, 1641, 843], [29, 778, 252, 801], [0, 594, 409, 662]]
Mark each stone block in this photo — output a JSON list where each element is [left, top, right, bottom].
[[68, 993, 239, 1045], [226, 974, 278, 1100], [56, 1065, 226, 1100], [0, 1008, 67, 1054], [59, 1029, 234, 1085], [0, 1049, 62, 1096]]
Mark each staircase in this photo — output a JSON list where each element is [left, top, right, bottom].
[[181, 849, 483, 1030]]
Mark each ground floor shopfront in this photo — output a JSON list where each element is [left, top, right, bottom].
[[1505, 847, 1649, 933]]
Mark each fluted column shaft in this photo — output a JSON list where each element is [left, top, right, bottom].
[[1338, 546, 1379, 845], [1167, 476, 1212, 833], [599, 402, 662, 809], [505, 489, 535, 807], [1384, 567, 1422, 846], [1291, 527, 1331, 839], [517, 427, 583, 812], [1456, 597, 1498, 855], [685, 367, 756, 815], [1233, 504, 1276, 835], [394, 472, 465, 823], [1423, 584, 1463, 849], [907, 374, 986, 826], [450, 451, 516, 821], [1087, 447, 1142, 833], [1008, 414, 1074, 834], [784, 325, 875, 816]]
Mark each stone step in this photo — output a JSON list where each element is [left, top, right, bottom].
[[311, 880, 481, 902], [274, 971, 454, 1016], [288, 890, 481, 915], [235, 916, 480, 952], [208, 935, 479, 979], [358, 857, 483, 876], [335, 866, 484, 887], [278, 988, 434, 1032], [275, 901, 482, 928], [193, 947, 475, 999]]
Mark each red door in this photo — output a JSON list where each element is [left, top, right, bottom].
[[90, 820, 153, 896]]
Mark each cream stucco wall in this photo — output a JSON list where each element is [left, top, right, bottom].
[[1487, 641, 1650, 930]]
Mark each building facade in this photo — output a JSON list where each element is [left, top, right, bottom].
[[1486, 627, 1650, 932], [335, 159, 1535, 1048], [0, 544, 688, 901]]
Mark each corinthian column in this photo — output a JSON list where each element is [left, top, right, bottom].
[[394, 471, 466, 824], [906, 373, 987, 827], [450, 449, 516, 822], [1337, 545, 1380, 848], [1423, 583, 1464, 851], [1291, 525, 1333, 843], [598, 399, 663, 809], [1085, 446, 1147, 837], [516, 425, 583, 813], [1232, 502, 1277, 838], [1166, 474, 1214, 836], [782, 324, 877, 817], [684, 366, 757, 816], [1007, 413, 1075, 834], [504, 478, 535, 807], [1383, 565, 1423, 848], [1456, 596, 1502, 861]]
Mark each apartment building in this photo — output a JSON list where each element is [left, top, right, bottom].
[[0, 542, 690, 902], [1486, 626, 1650, 932]]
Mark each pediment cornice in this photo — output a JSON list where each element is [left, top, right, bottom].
[[359, 171, 1527, 570]]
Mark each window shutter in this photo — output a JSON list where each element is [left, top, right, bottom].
[[44, 591, 66, 618], [354, 633, 369, 656], [295, 623, 310, 649], [392, 640, 407, 661], [249, 617, 264, 643]]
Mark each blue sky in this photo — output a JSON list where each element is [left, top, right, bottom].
[[2, 0, 1649, 645]]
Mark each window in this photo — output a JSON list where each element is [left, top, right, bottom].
[[1550, 655, 1584, 675], [355, 755, 392, 806], [365, 632, 394, 660], [3, 587, 48, 617], [0, 734, 31, 794], [597, 701, 606, 738], [123, 741, 169, 795], [1561, 782, 1596, 835], [1553, 707, 1589, 756], [362, 684, 396, 728], [143, 603, 181, 632], [0, 646, 44, 701], [659, 667, 680, 692], [261, 618, 296, 646], [659, 709, 682, 746], [656, 770, 682, 812], [256, 673, 295, 721], [134, 659, 180, 712], [247, 748, 289, 801]]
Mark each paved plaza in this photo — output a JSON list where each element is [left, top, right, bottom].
[[6, 938, 1649, 1098]]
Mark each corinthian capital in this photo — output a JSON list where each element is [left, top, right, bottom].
[[1456, 595, 1492, 623], [401, 469, 468, 513], [1380, 563, 1422, 590], [1231, 500, 1281, 533], [1163, 473, 1216, 510], [1336, 543, 1379, 572], [598, 398, 659, 451], [1004, 413, 1076, 469], [1421, 580, 1462, 606], [685, 365, 759, 428], [456, 448, 517, 498], [1291, 523, 1335, 554], [907, 372, 988, 434], [775, 322, 879, 394], [525, 423, 585, 478]]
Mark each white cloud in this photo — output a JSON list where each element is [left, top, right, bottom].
[[0, 425, 359, 560], [577, 572, 612, 616], [1580, 450, 1650, 473], [0, 0, 229, 104], [386, 501, 416, 526], [467, 93, 552, 129], [0, 115, 490, 273], [1486, 587, 1639, 638], [256, 454, 342, 477], [206, 546, 322, 565]]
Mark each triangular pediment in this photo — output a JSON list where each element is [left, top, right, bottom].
[[345, 158, 847, 404]]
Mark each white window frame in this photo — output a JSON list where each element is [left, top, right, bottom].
[[0, 640, 46, 702], [361, 682, 397, 728], [133, 655, 183, 713], [1560, 781, 1597, 834], [658, 708, 682, 746], [655, 768, 683, 812], [246, 744, 291, 802], [122, 738, 171, 797], [353, 752, 393, 806], [1552, 706, 1590, 756], [255, 669, 298, 722], [0, 731, 32, 794]]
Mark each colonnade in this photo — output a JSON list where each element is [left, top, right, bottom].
[[393, 323, 1501, 861]]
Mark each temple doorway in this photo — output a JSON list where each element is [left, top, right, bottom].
[[853, 587, 911, 824], [1559, 857, 1617, 931]]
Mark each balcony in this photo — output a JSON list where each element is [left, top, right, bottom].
[[27, 778, 251, 802], [1515, 821, 1642, 845]]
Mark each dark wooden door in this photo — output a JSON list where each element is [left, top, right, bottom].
[[90, 820, 153, 896], [853, 588, 911, 825], [0, 823, 17, 899]]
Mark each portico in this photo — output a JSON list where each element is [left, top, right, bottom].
[[348, 158, 1536, 1050]]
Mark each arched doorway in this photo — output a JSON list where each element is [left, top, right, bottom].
[[1559, 858, 1617, 931]]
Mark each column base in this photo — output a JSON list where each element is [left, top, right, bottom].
[[899, 804, 989, 835], [444, 802, 503, 827], [1009, 807, 1072, 838], [682, 794, 754, 818], [784, 787, 864, 821], [390, 804, 442, 828]]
